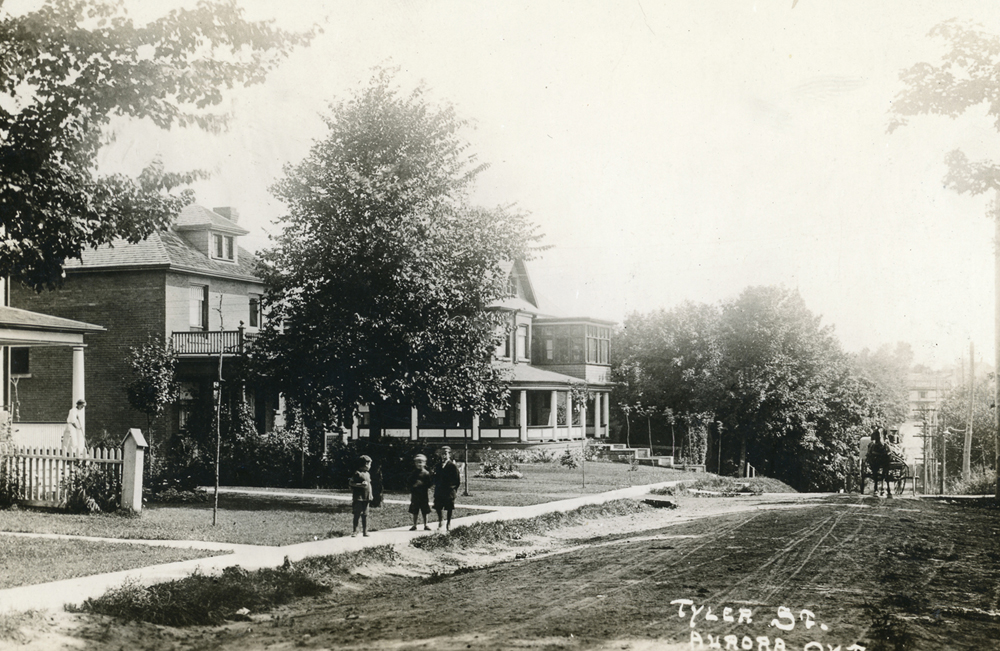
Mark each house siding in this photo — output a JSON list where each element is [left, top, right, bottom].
[[165, 272, 264, 334], [10, 270, 167, 441]]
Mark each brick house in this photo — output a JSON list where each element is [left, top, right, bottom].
[[10, 205, 276, 448], [352, 259, 614, 447]]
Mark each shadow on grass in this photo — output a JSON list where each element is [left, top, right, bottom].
[[163, 494, 351, 515]]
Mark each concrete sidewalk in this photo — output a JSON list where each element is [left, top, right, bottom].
[[0, 480, 685, 613]]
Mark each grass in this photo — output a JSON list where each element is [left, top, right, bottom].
[[0, 610, 48, 644], [411, 498, 648, 550], [75, 545, 399, 626], [650, 475, 796, 496], [387, 461, 693, 507], [0, 494, 478, 546], [0, 535, 220, 589]]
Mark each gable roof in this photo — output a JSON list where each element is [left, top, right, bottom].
[[173, 204, 249, 235]]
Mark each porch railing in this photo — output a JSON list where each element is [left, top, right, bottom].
[[172, 330, 257, 356]]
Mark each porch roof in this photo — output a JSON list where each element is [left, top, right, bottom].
[[500, 362, 586, 389], [0, 306, 105, 346]]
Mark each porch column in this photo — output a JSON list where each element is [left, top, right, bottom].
[[472, 414, 480, 442], [566, 391, 573, 439], [410, 406, 419, 441], [519, 390, 528, 442], [72, 346, 85, 436], [549, 390, 558, 427], [602, 393, 610, 438], [593, 395, 601, 438], [351, 413, 359, 440], [580, 397, 587, 442]]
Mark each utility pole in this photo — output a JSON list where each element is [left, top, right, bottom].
[[939, 419, 947, 495], [964, 342, 974, 481], [995, 198, 1000, 501], [213, 296, 224, 526]]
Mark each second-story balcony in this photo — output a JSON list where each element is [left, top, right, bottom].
[[172, 329, 257, 356]]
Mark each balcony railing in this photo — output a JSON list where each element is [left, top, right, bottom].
[[172, 330, 257, 356]]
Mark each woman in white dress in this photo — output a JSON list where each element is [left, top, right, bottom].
[[61, 399, 86, 455]]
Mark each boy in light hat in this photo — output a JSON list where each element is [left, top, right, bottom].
[[408, 454, 432, 531]]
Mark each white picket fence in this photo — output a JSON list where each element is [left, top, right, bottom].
[[1, 446, 123, 507]]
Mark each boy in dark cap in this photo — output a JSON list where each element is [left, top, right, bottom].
[[433, 446, 461, 531]]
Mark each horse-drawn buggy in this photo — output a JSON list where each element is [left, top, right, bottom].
[[860, 428, 910, 497]]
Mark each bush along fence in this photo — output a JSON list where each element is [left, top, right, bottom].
[[0, 429, 147, 513]]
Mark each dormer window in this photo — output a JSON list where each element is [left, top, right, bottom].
[[213, 233, 235, 261]]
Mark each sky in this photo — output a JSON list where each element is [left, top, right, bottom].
[[30, 0, 1000, 369]]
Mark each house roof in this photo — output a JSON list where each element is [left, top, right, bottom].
[[63, 207, 261, 283], [173, 204, 249, 235], [0, 306, 105, 346]]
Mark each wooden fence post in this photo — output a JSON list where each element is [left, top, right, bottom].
[[121, 429, 148, 513]]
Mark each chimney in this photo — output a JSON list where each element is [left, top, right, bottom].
[[213, 207, 239, 223]]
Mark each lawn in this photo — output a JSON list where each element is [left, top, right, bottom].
[[0, 494, 479, 546], [229, 461, 695, 508], [0, 535, 221, 589], [431, 460, 696, 507], [0, 462, 691, 548]]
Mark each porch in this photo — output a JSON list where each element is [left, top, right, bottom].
[[0, 306, 105, 448], [351, 387, 610, 444]]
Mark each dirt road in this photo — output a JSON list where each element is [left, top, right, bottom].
[[32, 493, 1000, 650]]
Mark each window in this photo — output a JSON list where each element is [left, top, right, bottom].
[[249, 295, 261, 328], [586, 325, 610, 364], [10, 347, 29, 376], [516, 324, 529, 360], [212, 233, 235, 261], [190, 285, 208, 330]]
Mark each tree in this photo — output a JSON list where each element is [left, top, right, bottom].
[[255, 71, 543, 430], [0, 0, 313, 290], [939, 374, 997, 480], [889, 19, 1000, 500], [851, 343, 913, 426], [124, 336, 179, 454], [612, 285, 898, 490]]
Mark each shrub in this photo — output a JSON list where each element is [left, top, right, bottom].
[[524, 448, 558, 463], [948, 467, 996, 495], [559, 449, 580, 469], [413, 499, 647, 550], [0, 462, 19, 509], [475, 448, 523, 479], [63, 465, 121, 513], [323, 438, 444, 491]]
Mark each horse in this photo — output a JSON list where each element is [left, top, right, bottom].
[[861, 428, 905, 497], [865, 429, 894, 497]]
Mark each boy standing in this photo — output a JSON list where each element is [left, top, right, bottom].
[[349, 455, 373, 537], [408, 454, 432, 531], [433, 446, 462, 531]]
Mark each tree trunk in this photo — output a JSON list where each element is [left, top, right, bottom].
[[739, 431, 747, 478]]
